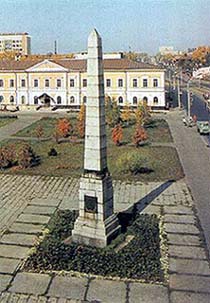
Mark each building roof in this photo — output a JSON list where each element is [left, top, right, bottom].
[[0, 32, 29, 36], [0, 58, 162, 72]]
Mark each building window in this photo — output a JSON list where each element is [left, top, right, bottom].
[[21, 96, 25, 104], [153, 79, 158, 87], [34, 96, 38, 105], [153, 97, 158, 103], [57, 96, 62, 104], [10, 79, 14, 87], [0, 80, 4, 87], [143, 96, 148, 103], [83, 96, 87, 104], [133, 79, 137, 87], [34, 79, 38, 87], [45, 79, 49, 87], [10, 96, 14, 103], [106, 79, 111, 87], [133, 96, 138, 105], [21, 79, 26, 87], [143, 79, 148, 87], [57, 79, 61, 87], [0, 95, 4, 103], [70, 79, 75, 87], [118, 79, 123, 87], [70, 96, 75, 103], [118, 96, 123, 104], [83, 79, 87, 87]]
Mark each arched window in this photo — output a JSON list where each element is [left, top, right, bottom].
[[118, 96, 123, 104], [153, 79, 158, 87], [143, 96, 148, 103], [10, 96, 14, 103], [83, 96, 87, 104], [153, 97, 158, 103], [21, 96, 25, 104], [34, 96, 38, 105], [0, 96, 4, 103], [57, 96, 62, 104], [133, 96, 138, 104], [70, 96, 75, 103], [133, 79, 137, 87], [45, 79, 49, 87]]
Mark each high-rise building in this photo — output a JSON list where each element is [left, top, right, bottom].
[[0, 32, 31, 55]]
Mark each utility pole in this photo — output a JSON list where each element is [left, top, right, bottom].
[[187, 81, 191, 119], [177, 77, 181, 109]]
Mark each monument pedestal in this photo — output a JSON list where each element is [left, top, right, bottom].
[[72, 173, 121, 248]]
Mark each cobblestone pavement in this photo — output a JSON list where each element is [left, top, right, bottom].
[[0, 174, 209, 302]]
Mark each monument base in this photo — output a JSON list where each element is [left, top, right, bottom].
[[72, 172, 121, 248], [72, 213, 120, 248]]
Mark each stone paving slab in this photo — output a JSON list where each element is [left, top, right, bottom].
[[164, 214, 195, 224], [30, 198, 60, 207], [9, 272, 51, 295], [59, 197, 78, 211], [87, 279, 126, 303], [23, 206, 56, 215], [170, 291, 210, 303], [164, 206, 193, 215], [47, 276, 87, 300], [129, 283, 169, 303], [9, 223, 44, 234], [16, 214, 50, 225], [167, 234, 202, 246], [0, 275, 13, 292], [0, 245, 29, 259], [169, 258, 210, 275], [168, 245, 207, 259], [170, 274, 210, 293], [0, 258, 20, 274], [165, 223, 200, 234], [0, 233, 37, 247]]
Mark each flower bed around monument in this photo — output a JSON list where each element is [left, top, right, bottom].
[[23, 210, 164, 282]]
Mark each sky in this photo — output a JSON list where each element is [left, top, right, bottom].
[[0, 0, 210, 55]]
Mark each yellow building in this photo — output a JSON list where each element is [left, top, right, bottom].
[[0, 57, 165, 109]]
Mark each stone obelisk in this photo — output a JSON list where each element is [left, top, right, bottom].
[[72, 29, 120, 248]]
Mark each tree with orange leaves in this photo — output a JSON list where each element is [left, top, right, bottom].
[[56, 118, 71, 138], [76, 104, 86, 138], [132, 126, 148, 147], [112, 124, 123, 146]]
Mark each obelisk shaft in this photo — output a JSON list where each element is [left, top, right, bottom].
[[84, 29, 107, 173]]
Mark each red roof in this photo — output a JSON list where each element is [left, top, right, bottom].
[[0, 58, 161, 72]]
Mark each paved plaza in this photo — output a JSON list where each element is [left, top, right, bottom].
[[0, 111, 209, 302]]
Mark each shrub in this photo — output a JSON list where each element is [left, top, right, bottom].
[[56, 118, 72, 138], [106, 98, 121, 127], [35, 125, 44, 140], [48, 148, 58, 157], [121, 103, 131, 126], [17, 144, 39, 169], [111, 124, 123, 146], [0, 144, 16, 169], [133, 126, 148, 147], [117, 152, 148, 174]]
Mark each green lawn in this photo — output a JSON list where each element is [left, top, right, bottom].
[[0, 117, 17, 128], [0, 138, 183, 181], [14, 116, 173, 144]]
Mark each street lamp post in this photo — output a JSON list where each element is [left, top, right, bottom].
[[187, 81, 191, 119], [177, 77, 181, 109]]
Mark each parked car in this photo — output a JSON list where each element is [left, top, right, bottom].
[[197, 121, 210, 135]]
